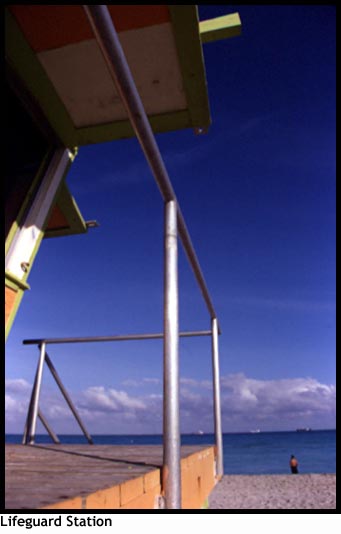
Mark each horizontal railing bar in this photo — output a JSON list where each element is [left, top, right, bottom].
[[23, 330, 213, 346]]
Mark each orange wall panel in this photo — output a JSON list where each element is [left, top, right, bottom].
[[181, 448, 216, 509], [10, 5, 170, 53], [120, 485, 161, 510], [85, 486, 120, 509], [38, 447, 216, 510], [5, 285, 18, 327]]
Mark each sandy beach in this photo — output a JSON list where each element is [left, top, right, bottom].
[[209, 474, 336, 509]]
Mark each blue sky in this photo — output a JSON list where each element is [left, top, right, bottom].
[[6, 5, 336, 435]]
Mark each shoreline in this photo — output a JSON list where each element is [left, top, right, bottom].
[[209, 473, 336, 509]]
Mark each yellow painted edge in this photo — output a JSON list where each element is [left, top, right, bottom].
[[5, 271, 30, 291], [200, 13, 242, 44]]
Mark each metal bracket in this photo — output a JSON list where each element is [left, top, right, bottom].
[[20, 261, 30, 273]]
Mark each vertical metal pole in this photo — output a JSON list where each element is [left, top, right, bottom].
[[26, 342, 46, 444], [163, 200, 181, 509], [211, 318, 224, 478], [23, 364, 40, 444]]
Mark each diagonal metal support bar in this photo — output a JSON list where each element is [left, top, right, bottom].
[[83, 4, 220, 329], [23, 347, 93, 445], [38, 409, 60, 444], [44, 352, 93, 444]]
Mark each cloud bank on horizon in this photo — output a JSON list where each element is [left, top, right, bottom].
[[5, 373, 335, 435]]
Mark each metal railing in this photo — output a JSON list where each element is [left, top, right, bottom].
[[23, 326, 222, 509], [22, 5, 224, 510], [23, 342, 94, 445], [23, 330, 218, 447]]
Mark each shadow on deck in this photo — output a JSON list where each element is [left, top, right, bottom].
[[5, 444, 217, 509]]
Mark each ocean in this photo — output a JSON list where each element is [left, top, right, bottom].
[[6, 429, 335, 475]]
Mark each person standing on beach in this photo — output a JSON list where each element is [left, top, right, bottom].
[[290, 454, 299, 474]]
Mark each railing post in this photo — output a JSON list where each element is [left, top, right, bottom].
[[163, 200, 181, 509], [23, 362, 40, 444], [211, 318, 224, 478], [26, 342, 46, 444]]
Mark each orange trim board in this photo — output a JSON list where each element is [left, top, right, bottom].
[[9, 5, 170, 53], [41, 447, 216, 510], [5, 285, 18, 327]]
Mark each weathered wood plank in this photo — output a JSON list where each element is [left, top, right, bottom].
[[5, 444, 210, 509]]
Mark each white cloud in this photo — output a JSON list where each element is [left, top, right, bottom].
[[5, 374, 336, 434], [5, 379, 32, 425], [121, 379, 139, 387], [219, 374, 336, 430], [122, 377, 161, 388], [5, 394, 20, 411], [143, 378, 160, 385], [81, 386, 146, 412], [180, 377, 211, 389], [5, 378, 32, 394]]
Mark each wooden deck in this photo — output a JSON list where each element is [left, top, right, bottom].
[[5, 444, 216, 509]]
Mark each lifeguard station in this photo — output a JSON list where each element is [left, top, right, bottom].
[[5, 5, 241, 509]]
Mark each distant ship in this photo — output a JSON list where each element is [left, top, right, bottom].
[[250, 429, 261, 434], [296, 427, 312, 432]]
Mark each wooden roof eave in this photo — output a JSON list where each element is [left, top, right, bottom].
[[5, 6, 211, 148]]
